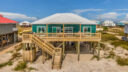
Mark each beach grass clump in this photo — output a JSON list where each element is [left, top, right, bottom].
[[0, 60, 13, 68], [109, 28, 125, 36], [14, 61, 27, 71], [15, 44, 22, 52], [91, 55, 100, 61], [116, 57, 128, 66], [111, 40, 128, 50], [28, 67, 37, 71], [11, 52, 21, 60], [106, 50, 115, 59], [102, 33, 119, 42]]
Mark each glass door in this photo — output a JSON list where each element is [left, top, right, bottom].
[[64, 27, 73, 33], [52, 26, 61, 33], [37, 26, 46, 33], [83, 27, 91, 33], [83, 26, 91, 36]]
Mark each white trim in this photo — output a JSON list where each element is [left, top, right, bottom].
[[83, 26, 91, 33], [64, 27, 73, 33], [52, 26, 61, 33], [37, 26, 46, 33]]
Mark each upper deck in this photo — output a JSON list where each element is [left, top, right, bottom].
[[22, 33, 101, 43]]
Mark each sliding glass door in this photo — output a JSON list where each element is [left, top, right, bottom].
[[37, 26, 46, 33]]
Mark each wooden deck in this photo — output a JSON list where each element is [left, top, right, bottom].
[[22, 33, 101, 43]]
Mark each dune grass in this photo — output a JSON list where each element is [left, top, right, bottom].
[[101, 33, 119, 42], [102, 33, 128, 50], [0, 60, 13, 68], [116, 57, 128, 66], [14, 61, 27, 71]]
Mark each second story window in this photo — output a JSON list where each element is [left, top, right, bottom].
[[64, 27, 73, 33], [37, 26, 46, 33]]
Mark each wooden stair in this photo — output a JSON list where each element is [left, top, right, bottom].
[[32, 35, 62, 69]]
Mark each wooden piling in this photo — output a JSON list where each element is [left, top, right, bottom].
[[77, 41, 80, 61]]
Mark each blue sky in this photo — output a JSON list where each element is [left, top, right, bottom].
[[0, 0, 128, 22]]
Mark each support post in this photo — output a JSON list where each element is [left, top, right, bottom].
[[46, 24, 48, 37], [42, 51, 46, 64], [63, 41, 65, 59], [77, 41, 80, 61], [22, 43, 26, 61], [46, 53, 49, 60], [30, 43, 32, 62], [97, 42, 100, 60], [80, 24, 81, 39], [63, 24, 64, 38]]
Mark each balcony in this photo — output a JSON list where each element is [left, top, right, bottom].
[[36, 33, 101, 42]]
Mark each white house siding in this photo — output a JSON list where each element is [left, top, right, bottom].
[[124, 24, 128, 34], [0, 24, 17, 35]]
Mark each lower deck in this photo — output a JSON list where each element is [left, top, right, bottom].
[[22, 33, 101, 61], [0, 32, 18, 47]]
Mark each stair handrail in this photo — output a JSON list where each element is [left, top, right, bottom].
[[32, 34, 55, 55]]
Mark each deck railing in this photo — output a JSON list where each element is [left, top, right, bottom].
[[22, 34, 32, 43], [35, 33, 101, 39], [22, 33, 101, 42]]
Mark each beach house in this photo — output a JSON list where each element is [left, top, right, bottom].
[[0, 14, 18, 47]]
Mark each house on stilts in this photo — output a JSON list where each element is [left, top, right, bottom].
[[0, 14, 18, 47], [22, 13, 101, 69], [121, 20, 128, 41]]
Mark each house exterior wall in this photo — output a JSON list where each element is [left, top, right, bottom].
[[81, 25, 96, 33], [32, 24, 96, 33], [32, 24, 46, 33], [0, 24, 17, 35], [124, 24, 128, 34]]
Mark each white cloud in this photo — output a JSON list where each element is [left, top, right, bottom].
[[0, 12, 37, 21], [115, 9, 128, 11], [123, 14, 128, 21], [97, 12, 121, 20], [72, 9, 104, 14], [125, 14, 128, 18]]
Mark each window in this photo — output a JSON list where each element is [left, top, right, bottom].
[[64, 27, 73, 33], [83, 27, 91, 33], [52, 27, 61, 33], [37, 26, 46, 33]]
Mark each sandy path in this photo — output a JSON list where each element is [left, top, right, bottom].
[[28, 54, 128, 72], [0, 42, 21, 56]]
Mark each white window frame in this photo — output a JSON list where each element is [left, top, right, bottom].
[[83, 26, 91, 33], [52, 26, 61, 33], [37, 26, 46, 33], [64, 27, 73, 33]]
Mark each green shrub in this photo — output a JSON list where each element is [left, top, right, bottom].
[[28, 67, 37, 71], [91, 55, 100, 61], [118, 31, 125, 36], [111, 40, 128, 50], [11, 53, 21, 60], [0, 61, 13, 68], [116, 57, 128, 66], [109, 29, 125, 36], [100, 43, 106, 50], [106, 50, 115, 59], [103, 27, 108, 31], [7, 61, 13, 66], [16, 46, 22, 52], [102, 33, 119, 42], [120, 45, 128, 50], [14, 61, 27, 71]]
